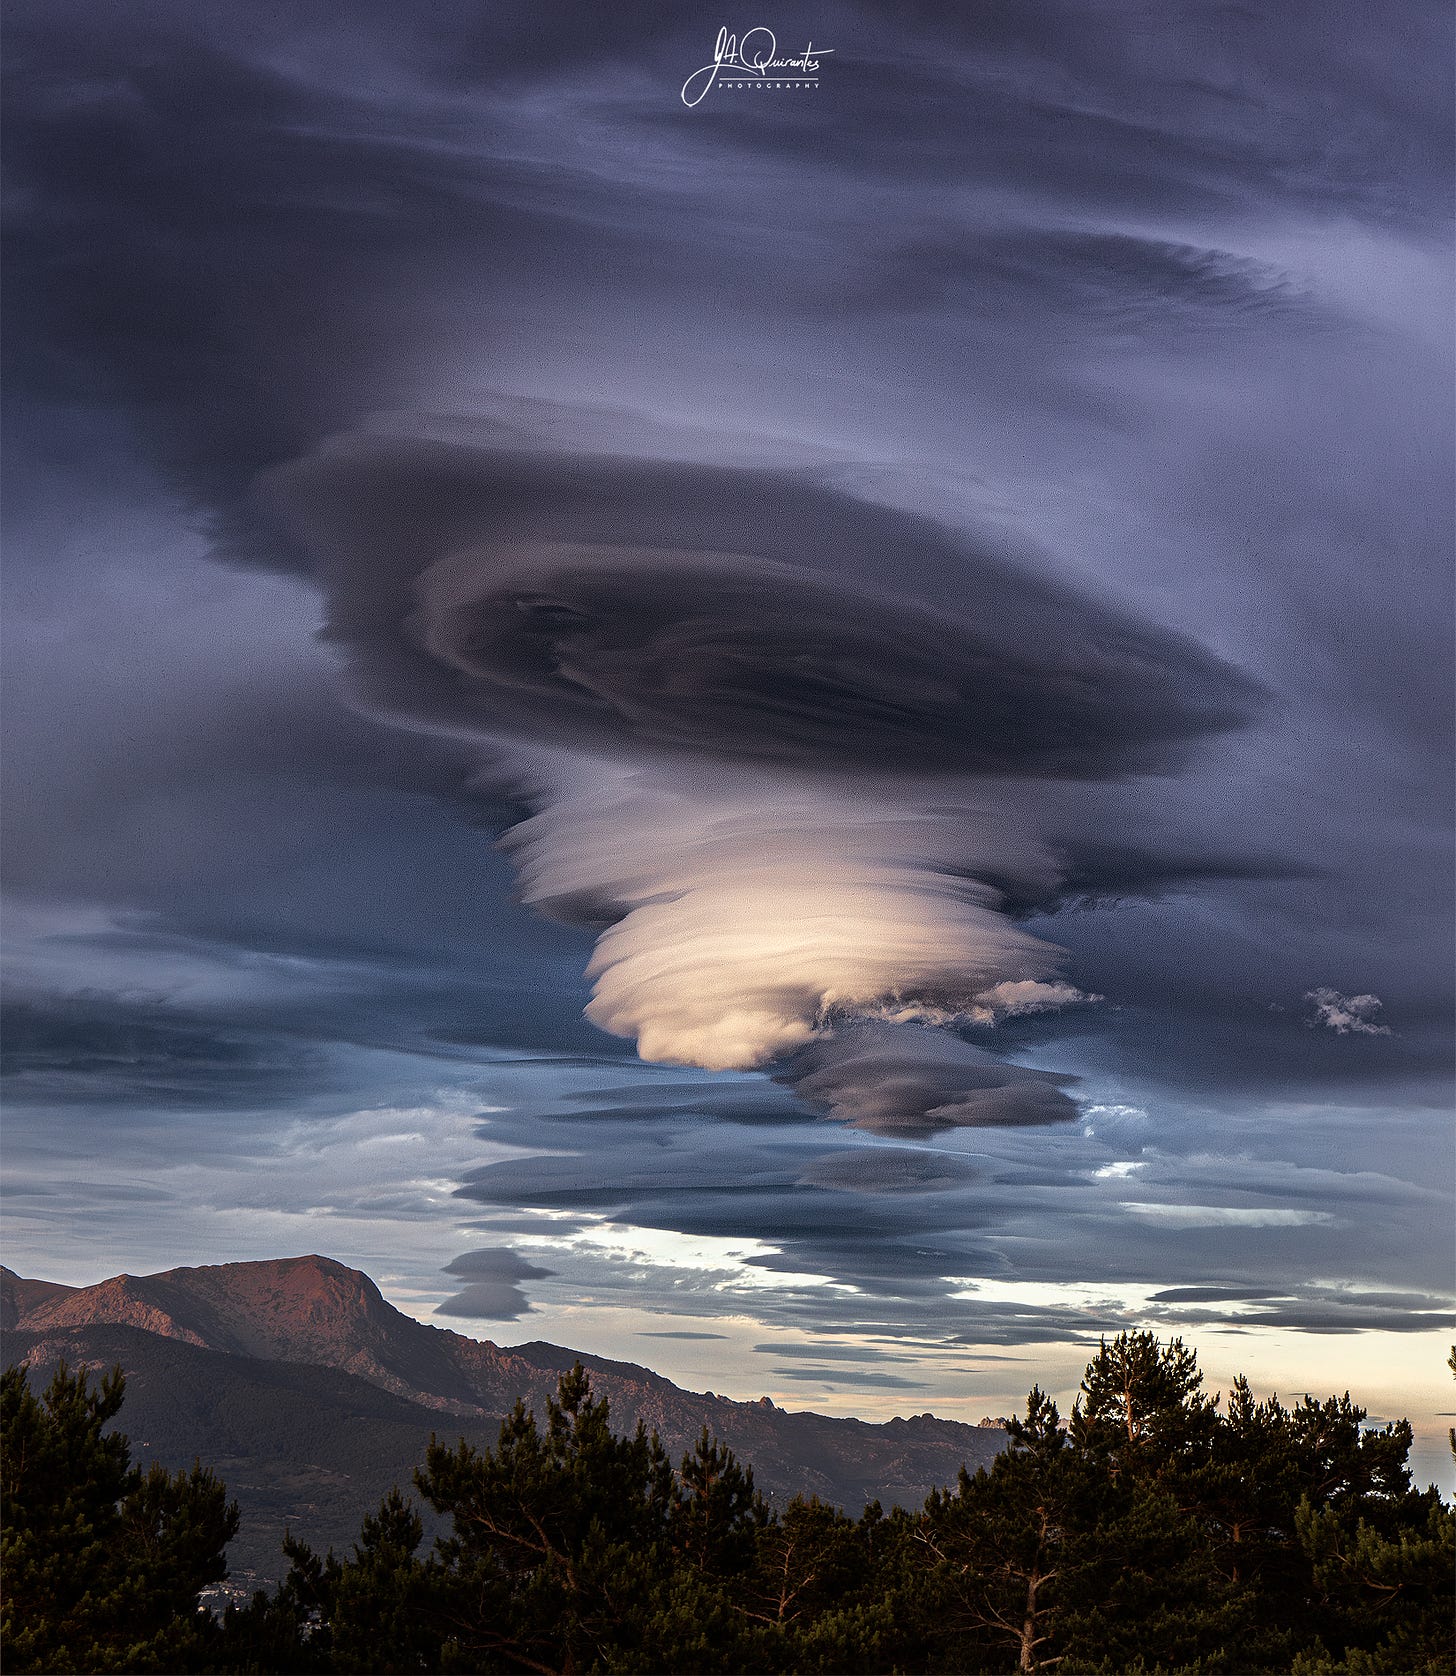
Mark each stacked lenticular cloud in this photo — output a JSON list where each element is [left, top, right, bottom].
[[263, 435, 1260, 1130]]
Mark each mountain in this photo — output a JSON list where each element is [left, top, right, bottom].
[[2, 1255, 1006, 1581], [2, 1320, 502, 1580], [3, 1255, 486, 1411], [0, 1269, 77, 1329]]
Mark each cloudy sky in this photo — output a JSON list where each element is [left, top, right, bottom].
[[4, 1, 1453, 1486]]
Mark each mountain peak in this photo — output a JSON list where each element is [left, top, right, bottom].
[[4, 1253, 400, 1363]]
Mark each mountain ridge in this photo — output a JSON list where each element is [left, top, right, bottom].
[[2, 1253, 1007, 1577]]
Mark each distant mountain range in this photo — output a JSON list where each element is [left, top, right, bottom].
[[2, 1254, 1006, 1581]]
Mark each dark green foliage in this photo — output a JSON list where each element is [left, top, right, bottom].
[[742, 1493, 862, 1631], [920, 1387, 1082, 1672], [6, 1340, 1451, 1675], [1071, 1330, 1218, 1467], [671, 1425, 767, 1578], [1, 1323, 505, 1578], [411, 1361, 679, 1672], [1, 1359, 238, 1673], [1292, 1488, 1456, 1675]]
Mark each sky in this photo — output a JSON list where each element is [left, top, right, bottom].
[[3, 1, 1453, 1489]]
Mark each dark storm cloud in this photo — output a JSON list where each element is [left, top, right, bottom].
[[4, 0, 1426, 1086], [1022, 923, 1452, 1101], [662, 1, 1451, 229], [1004, 842, 1306, 918], [6, 1179, 175, 1205], [5, 0, 1447, 543], [1155, 1295, 1456, 1337], [436, 1246, 556, 1320], [554, 1079, 806, 1127], [0, 993, 330, 1111], [0, 0, 706, 539], [0, 896, 611, 1130], [264, 437, 1261, 781], [447, 1079, 1453, 1349], [782, 1027, 1081, 1134], [20, 0, 1439, 256], [453, 1108, 1030, 1306], [456, 1142, 809, 1215], [3, 661, 529, 905], [257, 433, 1273, 1121], [2, 34, 402, 510], [452, 1113, 1024, 1314]]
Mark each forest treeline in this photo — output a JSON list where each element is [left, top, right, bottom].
[[2, 1333, 1452, 1675]]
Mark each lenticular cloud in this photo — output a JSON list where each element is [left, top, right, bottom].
[[262, 432, 1260, 1130], [504, 766, 1089, 1075]]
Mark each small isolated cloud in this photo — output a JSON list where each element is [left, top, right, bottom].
[[798, 1147, 980, 1194], [639, 1330, 730, 1340], [771, 1367, 930, 1390], [1304, 987, 1392, 1036], [1081, 1103, 1149, 1139], [1149, 1285, 1283, 1304], [961, 980, 1102, 1026], [435, 1246, 556, 1321]]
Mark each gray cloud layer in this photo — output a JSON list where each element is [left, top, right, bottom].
[[1, 0, 1449, 1377], [263, 439, 1260, 781]]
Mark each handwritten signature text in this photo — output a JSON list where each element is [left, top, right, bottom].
[[681, 27, 833, 107]]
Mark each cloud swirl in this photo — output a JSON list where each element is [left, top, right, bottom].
[[264, 434, 1261, 1125]]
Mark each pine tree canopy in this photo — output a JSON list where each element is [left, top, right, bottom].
[[4, 1340, 1452, 1674]]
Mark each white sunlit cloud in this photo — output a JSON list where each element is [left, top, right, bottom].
[[1119, 1203, 1334, 1228], [1304, 987, 1392, 1036], [511, 1221, 853, 1293]]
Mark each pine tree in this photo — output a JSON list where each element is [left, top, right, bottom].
[[920, 1385, 1086, 1674], [670, 1426, 766, 1579], [630, 1429, 768, 1675], [741, 1494, 860, 1633], [1292, 1489, 1455, 1675], [190, 1336, 1453, 1676], [249, 1489, 443, 1675], [2, 1360, 238, 1673], [1071, 1330, 1217, 1471], [411, 1362, 675, 1673]]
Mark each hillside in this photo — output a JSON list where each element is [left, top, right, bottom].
[[0, 1269, 77, 1328], [1, 1323, 495, 1580], [2, 1254, 1006, 1579]]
